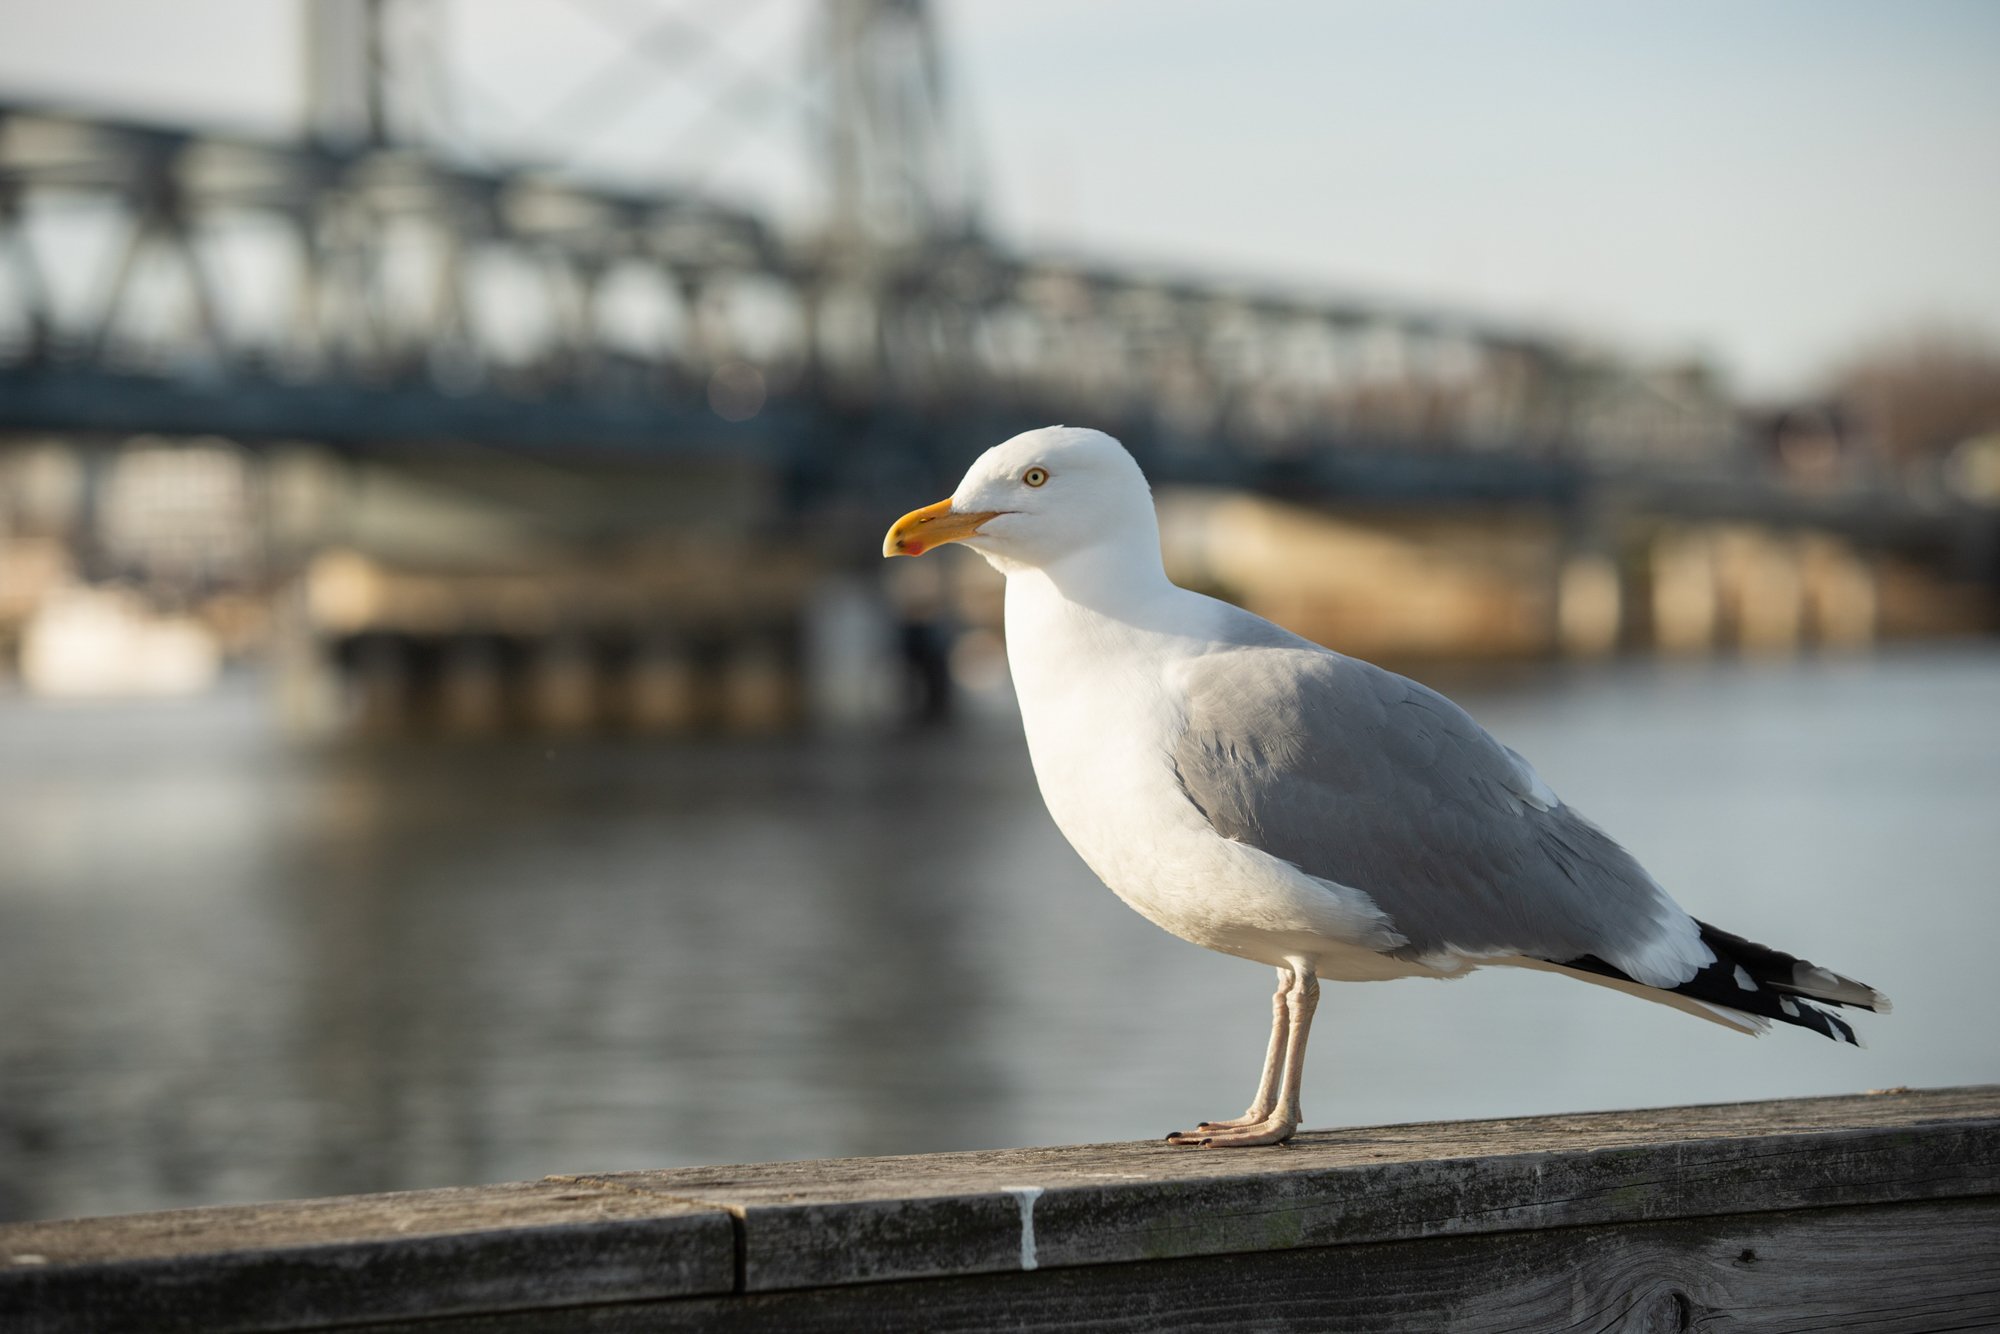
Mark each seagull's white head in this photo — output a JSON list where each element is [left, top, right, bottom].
[[882, 426, 1159, 576]]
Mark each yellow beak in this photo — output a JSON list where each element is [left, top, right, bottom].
[[882, 499, 1005, 557]]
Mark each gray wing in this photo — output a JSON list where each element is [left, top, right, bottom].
[[1170, 635, 1689, 974]]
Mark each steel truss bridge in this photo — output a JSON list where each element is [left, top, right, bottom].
[[0, 88, 1747, 519], [1, 0, 1985, 713]]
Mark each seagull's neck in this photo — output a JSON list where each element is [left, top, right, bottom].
[[1012, 540, 1177, 621], [999, 539, 1192, 657]]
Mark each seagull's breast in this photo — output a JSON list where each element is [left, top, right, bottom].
[[1003, 578, 1411, 971], [1005, 581, 1205, 894]]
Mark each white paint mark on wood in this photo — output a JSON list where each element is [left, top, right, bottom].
[[1005, 1186, 1044, 1270]]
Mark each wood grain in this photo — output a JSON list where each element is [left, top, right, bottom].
[[345, 1199, 2000, 1334], [0, 1181, 734, 1334]]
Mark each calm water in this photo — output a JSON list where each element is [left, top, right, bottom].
[[3, 646, 1998, 1222]]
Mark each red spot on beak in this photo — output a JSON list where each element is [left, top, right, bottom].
[[903, 541, 925, 556]]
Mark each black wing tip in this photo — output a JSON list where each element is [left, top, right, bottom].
[[1560, 943, 1874, 1046], [1692, 920, 1890, 1014]]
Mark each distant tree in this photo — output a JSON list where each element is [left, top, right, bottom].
[[1831, 327, 2000, 473]]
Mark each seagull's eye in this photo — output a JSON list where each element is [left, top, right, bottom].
[[1023, 467, 1049, 488]]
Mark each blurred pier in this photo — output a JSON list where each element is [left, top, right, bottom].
[[1, 1, 1994, 730]]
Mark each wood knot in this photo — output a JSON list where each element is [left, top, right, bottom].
[[1640, 1288, 1694, 1333]]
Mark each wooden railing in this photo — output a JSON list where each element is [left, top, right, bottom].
[[4, 1086, 1996, 1332]]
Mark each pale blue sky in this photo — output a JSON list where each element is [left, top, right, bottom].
[[2, 0, 1995, 394]]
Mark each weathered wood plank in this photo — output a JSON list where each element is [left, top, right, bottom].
[[579, 1086, 2000, 1292], [3, 1088, 1994, 1332], [0, 1180, 735, 1334], [340, 1198, 2000, 1334]]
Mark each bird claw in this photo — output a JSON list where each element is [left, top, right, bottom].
[[1196, 1114, 1266, 1131], [1167, 1117, 1297, 1148], [1166, 1110, 1275, 1145]]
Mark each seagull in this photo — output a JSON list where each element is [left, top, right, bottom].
[[884, 426, 1889, 1148]]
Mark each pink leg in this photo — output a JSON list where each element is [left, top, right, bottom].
[[1166, 967, 1289, 1139], [1170, 963, 1319, 1149]]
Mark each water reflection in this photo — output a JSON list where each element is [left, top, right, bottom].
[[3, 647, 1999, 1221]]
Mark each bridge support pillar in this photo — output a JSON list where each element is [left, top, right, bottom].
[[1801, 534, 1879, 649], [1556, 552, 1622, 657], [438, 638, 507, 735], [526, 636, 599, 733], [1650, 527, 1722, 654], [626, 637, 703, 734]]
